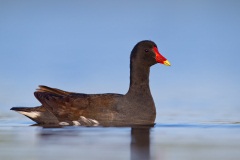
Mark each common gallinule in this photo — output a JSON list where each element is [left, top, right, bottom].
[[11, 40, 170, 126]]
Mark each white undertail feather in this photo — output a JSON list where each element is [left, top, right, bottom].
[[17, 111, 41, 119]]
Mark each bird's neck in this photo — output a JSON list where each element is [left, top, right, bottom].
[[127, 60, 151, 95]]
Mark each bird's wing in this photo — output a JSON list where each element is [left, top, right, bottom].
[[34, 85, 89, 122], [36, 85, 73, 96]]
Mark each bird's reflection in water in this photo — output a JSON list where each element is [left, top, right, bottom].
[[37, 124, 152, 160], [131, 126, 151, 160]]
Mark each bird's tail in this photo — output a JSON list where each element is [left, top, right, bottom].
[[10, 106, 59, 124]]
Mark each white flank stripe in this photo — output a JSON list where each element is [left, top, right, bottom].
[[59, 122, 70, 126], [89, 119, 99, 125], [72, 121, 81, 126]]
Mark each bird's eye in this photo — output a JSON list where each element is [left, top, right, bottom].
[[145, 49, 149, 52]]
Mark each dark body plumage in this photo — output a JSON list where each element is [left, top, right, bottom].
[[11, 40, 170, 126]]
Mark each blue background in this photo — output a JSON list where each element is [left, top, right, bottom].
[[0, 0, 239, 123]]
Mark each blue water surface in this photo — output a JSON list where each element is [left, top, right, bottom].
[[0, 117, 239, 160]]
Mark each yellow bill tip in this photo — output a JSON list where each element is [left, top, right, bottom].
[[163, 60, 171, 66]]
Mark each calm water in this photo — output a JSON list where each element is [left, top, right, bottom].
[[0, 117, 240, 160]]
